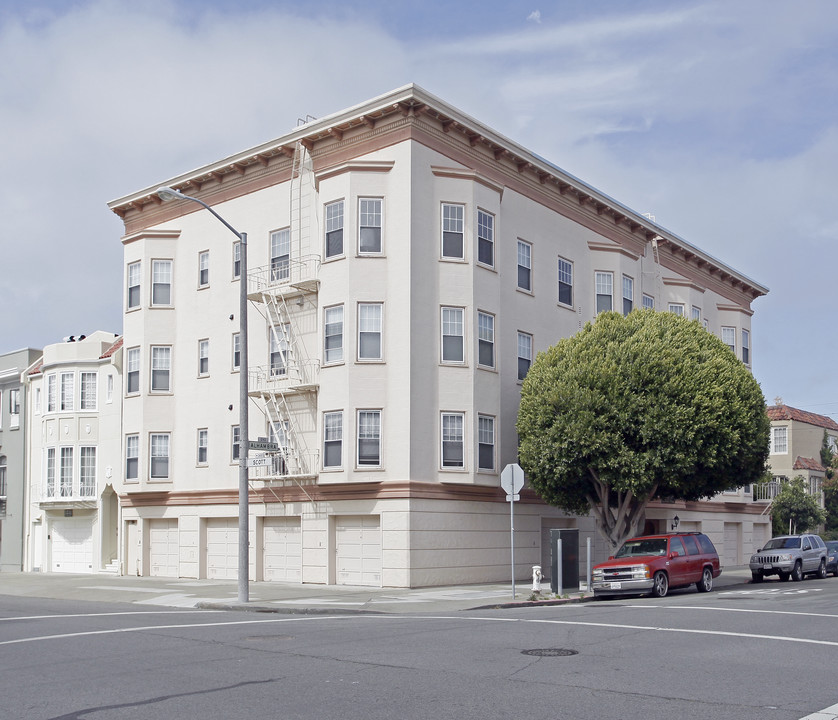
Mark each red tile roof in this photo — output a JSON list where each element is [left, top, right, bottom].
[[28, 360, 43, 376], [100, 336, 123, 359], [766, 405, 838, 431], [793, 456, 826, 472]]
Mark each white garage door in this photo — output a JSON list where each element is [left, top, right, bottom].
[[263, 517, 302, 582], [207, 518, 238, 580], [723, 522, 740, 566], [149, 519, 179, 577], [51, 516, 94, 573], [336, 515, 381, 587]]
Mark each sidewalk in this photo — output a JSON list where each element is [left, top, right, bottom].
[[0, 567, 754, 614]]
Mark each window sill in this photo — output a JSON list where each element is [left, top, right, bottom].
[[355, 253, 386, 259], [322, 361, 345, 369], [516, 286, 534, 296], [355, 466, 384, 471], [477, 365, 498, 373], [557, 302, 574, 311], [125, 306, 141, 314], [356, 359, 385, 364], [439, 256, 467, 264], [440, 361, 468, 368], [197, 284, 210, 291], [323, 254, 346, 264], [440, 466, 468, 473]]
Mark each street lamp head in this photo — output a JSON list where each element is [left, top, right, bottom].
[[157, 186, 186, 202]]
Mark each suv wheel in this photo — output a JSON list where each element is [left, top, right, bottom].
[[696, 567, 713, 593], [751, 571, 763, 583], [817, 560, 827, 579], [791, 561, 804, 582], [651, 571, 669, 598]]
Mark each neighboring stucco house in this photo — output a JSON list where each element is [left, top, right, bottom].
[[105, 84, 768, 586], [765, 403, 837, 509], [0, 348, 41, 572], [22, 333, 123, 574]]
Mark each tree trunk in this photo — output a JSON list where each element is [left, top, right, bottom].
[[586, 467, 658, 555]]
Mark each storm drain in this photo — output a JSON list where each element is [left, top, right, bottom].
[[521, 648, 578, 657]]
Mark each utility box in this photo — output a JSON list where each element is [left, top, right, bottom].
[[550, 528, 579, 593]]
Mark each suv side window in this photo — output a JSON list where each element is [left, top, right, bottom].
[[669, 537, 687, 556], [682, 535, 700, 555], [697, 534, 717, 554], [814, 536, 825, 549], [802, 537, 812, 551]]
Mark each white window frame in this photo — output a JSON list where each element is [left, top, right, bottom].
[[47, 373, 56, 412], [79, 446, 96, 497], [722, 326, 736, 354], [59, 372, 74, 412], [477, 209, 494, 267], [596, 272, 613, 313], [269, 325, 290, 377], [45, 447, 56, 497], [691, 306, 702, 322], [356, 409, 382, 468], [270, 227, 291, 282], [622, 275, 633, 315], [771, 426, 788, 455], [517, 331, 532, 382], [151, 259, 173, 307], [106, 375, 113, 404], [59, 446, 73, 497], [80, 372, 97, 410], [668, 303, 685, 317], [150, 346, 172, 393], [441, 412, 465, 469], [742, 329, 750, 365], [324, 305, 344, 365], [233, 241, 241, 279], [323, 411, 343, 469], [232, 333, 241, 371], [197, 429, 208, 466], [441, 307, 465, 364], [441, 203, 465, 260], [127, 261, 141, 310], [126, 347, 140, 395], [231, 425, 241, 463], [517, 240, 532, 292], [150, 433, 170, 480], [198, 339, 209, 377], [642, 294, 655, 310], [358, 303, 383, 361], [198, 250, 209, 288], [477, 311, 495, 369], [325, 200, 345, 259], [125, 435, 139, 481], [478, 414, 495, 472], [358, 197, 383, 255], [558, 258, 573, 307]]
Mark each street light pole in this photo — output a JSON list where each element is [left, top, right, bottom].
[[157, 186, 250, 603]]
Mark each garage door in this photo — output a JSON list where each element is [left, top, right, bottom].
[[149, 519, 179, 577], [51, 516, 94, 573], [263, 517, 302, 582], [336, 515, 381, 587], [723, 522, 740, 566], [207, 518, 238, 580]]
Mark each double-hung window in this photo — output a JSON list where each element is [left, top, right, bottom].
[[478, 415, 495, 471], [150, 433, 170, 479], [771, 427, 788, 454], [692, 306, 702, 322], [358, 303, 383, 360], [558, 258, 573, 306], [357, 410, 381, 467], [478, 312, 495, 368], [669, 303, 685, 316], [233, 242, 241, 279], [517, 332, 532, 381], [441, 203, 464, 259], [198, 340, 209, 377], [441, 412, 464, 468], [270, 325, 289, 377], [80, 372, 97, 410], [197, 429, 208, 465], [231, 426, 241, 462], [323, 411, 343, 468], [151, 346, 171, 392], [127, 262, 141, 309], [45, 448, 56, 497], [324, 306, 344, 364], [622, 276, 633, 315], [642, 294, 655, 310], [9, 388, 20, 417], [595, 272, 613, 313], [517, 240, 532, 291], [325, 200, 344, 258], [270, 228, 290, 281], [198, 251, 209, 288], [232, 333, 241, 371], [441, 307, 464, 363], [359, 198, 382, 254], [60, 372, 74, 411], [126, 347, 140, 394], [742, 329, 750, 365], [126, 436, 139, 481], [151, 260, 172, 306], [722, 327, 736, 354], [79, 447, 96, 497], [47, 374, 56, 412], [60, 447, 73, 497], [477, 209, 494, 267]]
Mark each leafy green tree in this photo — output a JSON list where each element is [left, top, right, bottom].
[[771, 475, 827, 534], [517, 310, 770, 552]]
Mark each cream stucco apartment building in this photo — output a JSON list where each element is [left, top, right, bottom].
[[106, 85, 769, 586], [21, 333, 123, 574]]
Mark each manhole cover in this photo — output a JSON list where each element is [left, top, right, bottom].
[[521, 648, 578, 657]]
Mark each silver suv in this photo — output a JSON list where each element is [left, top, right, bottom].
[[749, 534, 828, 583]]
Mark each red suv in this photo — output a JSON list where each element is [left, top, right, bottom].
[[592, 532, 722, 599]]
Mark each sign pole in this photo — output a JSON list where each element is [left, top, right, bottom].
[[500, 463, 525, 600], [510, 493, 515, 597]]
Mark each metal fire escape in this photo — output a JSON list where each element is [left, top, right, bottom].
[[247, 140, 321, 487]]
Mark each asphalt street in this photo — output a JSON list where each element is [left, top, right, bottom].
[[2, 572, 838, 720]]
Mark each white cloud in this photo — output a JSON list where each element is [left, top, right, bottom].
[[527, 10, 541, 24]]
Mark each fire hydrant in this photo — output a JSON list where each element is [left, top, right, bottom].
[[531, 565, 543, 594]]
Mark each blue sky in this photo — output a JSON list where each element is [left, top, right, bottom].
[[2, 0, 838, 416]]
